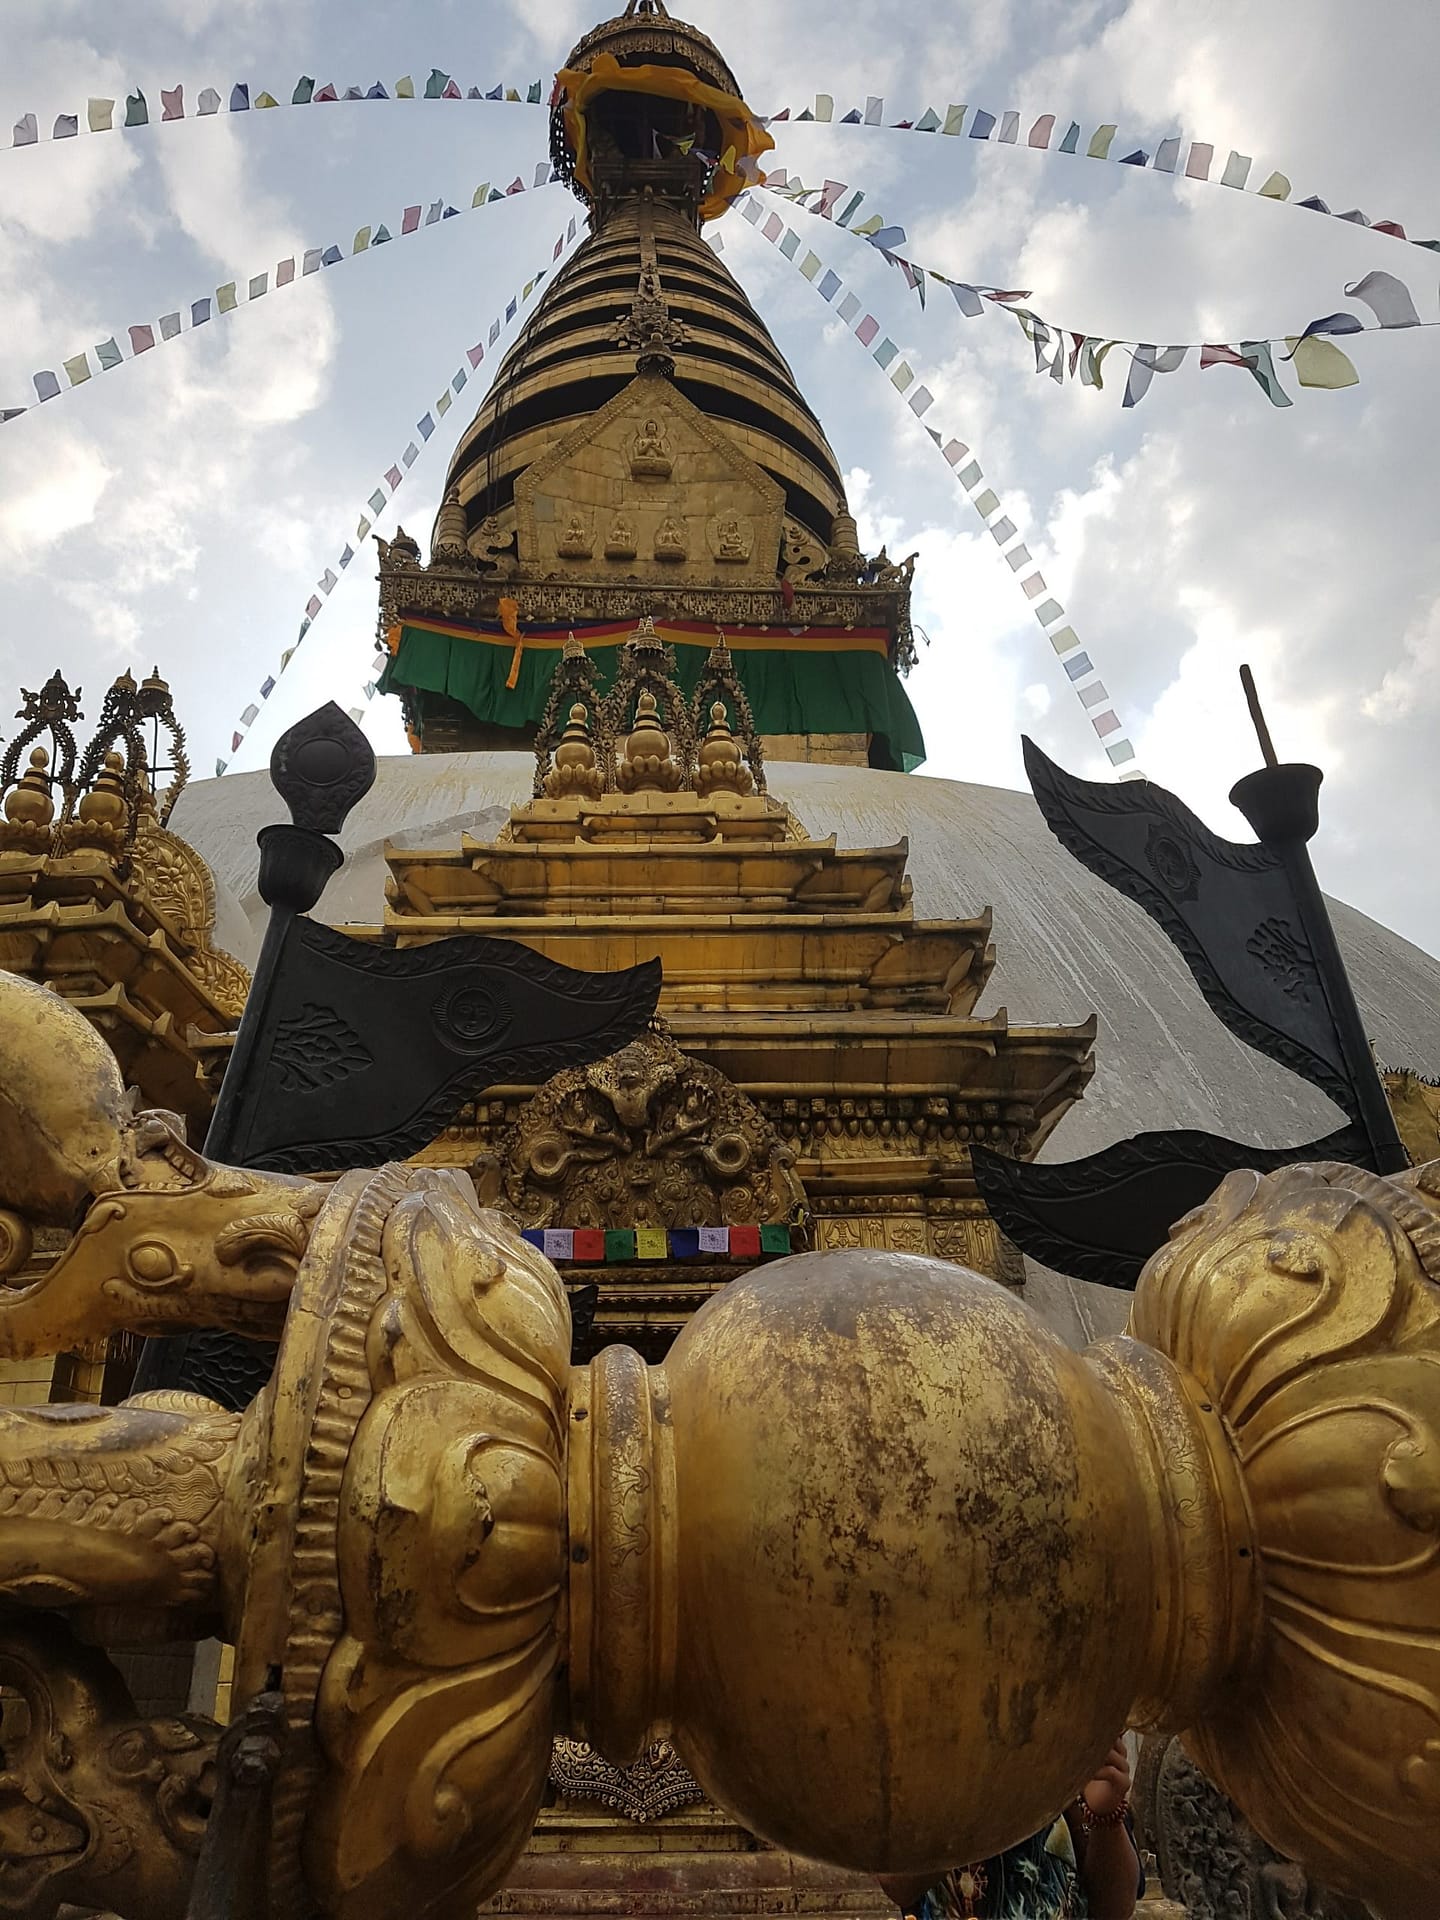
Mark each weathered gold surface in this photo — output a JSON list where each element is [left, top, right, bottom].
[[5, 980, 1439, 1919], [1127, 1158, 1440, 1918], [0, 1611, 218, 1919]]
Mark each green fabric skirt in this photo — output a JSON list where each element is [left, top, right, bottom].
[[380, 625, 927, 771]]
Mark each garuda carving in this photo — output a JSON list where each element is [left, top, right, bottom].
[[473, 1028, 806, 1230]]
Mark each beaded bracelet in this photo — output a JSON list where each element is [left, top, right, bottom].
[[1074, 1793, 1130, 1832]]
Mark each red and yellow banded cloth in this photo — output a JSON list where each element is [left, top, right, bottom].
[[554, 55, 773, 222], [379, 617, 926, 770]]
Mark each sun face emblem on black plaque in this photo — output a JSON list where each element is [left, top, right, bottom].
[[1144, 823, 1202, 904], [434, 978, 511, 1052]]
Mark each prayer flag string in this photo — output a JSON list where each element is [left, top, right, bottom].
[[757, 175, 1439, 408], [716, 205, 1143, 779], [3, 175, 561, 425], [7, 74, 545, 150], [758, 93, 1440, 260], [214, 217, 580, 775]]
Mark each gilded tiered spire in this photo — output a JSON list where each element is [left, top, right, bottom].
[[383, 4, 925, 770]]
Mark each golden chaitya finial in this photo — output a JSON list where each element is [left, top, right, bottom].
[[694, 700, 753, 798], [618, 689, 682, 792], [544, 703, 606, 800], [0, 745, 56, 849]]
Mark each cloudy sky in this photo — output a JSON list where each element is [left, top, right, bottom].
[[3, 0, 1437, 957]]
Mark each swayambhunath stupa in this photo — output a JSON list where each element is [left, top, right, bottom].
[[1, 4, 1439, 1919]]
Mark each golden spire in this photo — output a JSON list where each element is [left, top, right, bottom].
[[618, 690, 682, 793], [694, 700, 754, 799], [543, 703, 605, 801]]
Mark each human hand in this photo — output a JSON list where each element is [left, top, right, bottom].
[[1080, 1740, 1131, 1821]]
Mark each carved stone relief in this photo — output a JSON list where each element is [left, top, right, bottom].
[[513, 372, 785, 586], [473, 1028, 806, 1230], [1135, 1735, 1372, 1920]]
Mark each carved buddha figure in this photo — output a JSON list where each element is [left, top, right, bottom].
[[558, 513, 593, 560], [715, 516, 750, 563], [631, 414, 673, 480], [654, 515, 687, 562], [604, 512, 637, 560]]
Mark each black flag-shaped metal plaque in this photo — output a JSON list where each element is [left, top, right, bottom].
[[134, 703, 661, 1406], [223, 920, 661, 1174], [973, 1121, 1367, 1290], [972, 703, 1405, 1291], [1022, 736, 1352, 1106]]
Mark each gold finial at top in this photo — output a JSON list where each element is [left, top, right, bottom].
[[695, 700, 754, 799], [543, 703, 604, 801], [3, 746, 55, 830], [77, 750, 128, 830], [619, 689, 681, 793], [563, 630, 587, 661]]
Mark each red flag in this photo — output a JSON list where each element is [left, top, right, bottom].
[[161, 85, 184, 120], [1200, 343, 1250, 368]]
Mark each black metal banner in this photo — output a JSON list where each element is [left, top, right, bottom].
[[972, 1121, 1368, 1291], [1023, 736, 1353, 1110], [224, 920, 661, 1174]]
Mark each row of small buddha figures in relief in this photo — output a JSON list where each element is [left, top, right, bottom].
[[551, 507, 751, 565]]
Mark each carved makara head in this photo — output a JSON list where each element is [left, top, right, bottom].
[[0, 971, 322, 1357]]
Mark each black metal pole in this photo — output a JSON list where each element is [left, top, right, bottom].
[[203, 899, 295, 1164], [203, 824, 342, 1163]]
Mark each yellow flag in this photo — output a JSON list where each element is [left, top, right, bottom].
[[720, 144, 737, 173], [1285, 334, 1359, 389], [636, 1228, 668, 1261], [395, 76, 414, 98]]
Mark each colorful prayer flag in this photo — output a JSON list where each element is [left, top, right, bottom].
[[1238, 340, 1292, 407], [63, 353, 91, 386], [699, 1226, 730, 1253], [385, 466, 402, 489], [573, 1228, 605, 1261], [12, 113, 38, 146], [88, 97, 115, 131], [543, 1229, 574, 1262], [637, 1228, 667, 1261], [32, 370, 60, 402], [604, 1230, 637, 1262], [128, 325, 155, 354], [1284, 334, 1359, 389], [1344, 270, 1420, 328], [1087, 124, 1117, 159]]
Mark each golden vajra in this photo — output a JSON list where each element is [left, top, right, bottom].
[[1, 969, 1437, 1920]]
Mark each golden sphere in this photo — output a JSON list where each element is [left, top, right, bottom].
[[661, 1251, 1149, 1872]]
